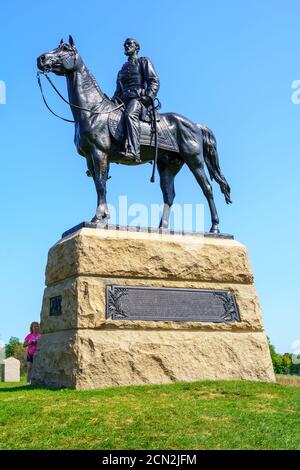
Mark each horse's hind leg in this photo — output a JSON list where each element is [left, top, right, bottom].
[[184, 152, 220, 233], [157, 154, 184, 228]]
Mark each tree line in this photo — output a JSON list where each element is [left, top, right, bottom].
[[268, 338, 300, 375]]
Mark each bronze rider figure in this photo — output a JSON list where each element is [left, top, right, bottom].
[[112, 38, 160, 163]]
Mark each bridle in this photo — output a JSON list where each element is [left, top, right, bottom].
[[36, 49, 125, 123]]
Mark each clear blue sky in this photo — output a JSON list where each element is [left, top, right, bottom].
[[0, 0, 299, 353]]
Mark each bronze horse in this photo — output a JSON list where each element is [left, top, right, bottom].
[[37, 36, 231, 233]]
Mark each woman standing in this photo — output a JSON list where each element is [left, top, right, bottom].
[[23, 322, 41, 385]]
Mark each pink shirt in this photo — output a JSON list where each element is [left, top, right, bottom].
[[25, 333, 41, 356]]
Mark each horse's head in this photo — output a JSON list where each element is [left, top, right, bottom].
[[37, 35, 79, 75]]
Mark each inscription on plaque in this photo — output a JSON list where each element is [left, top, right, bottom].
[[106, 286, 240, 322], [49, 295, 62, 316]]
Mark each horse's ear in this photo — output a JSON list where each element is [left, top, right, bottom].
[[69, 35, 75, 47], [59, 38, 64, 47]]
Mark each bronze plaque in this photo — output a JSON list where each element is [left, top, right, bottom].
[[106, 286, 240, 322], [49, 296, 62, 316]]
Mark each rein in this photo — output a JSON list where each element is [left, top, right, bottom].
[[37, 70, 124, 123]]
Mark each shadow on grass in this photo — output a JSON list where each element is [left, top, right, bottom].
[[0, 384, 66, 393]]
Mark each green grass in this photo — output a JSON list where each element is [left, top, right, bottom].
[[0, 378, 300, 450]]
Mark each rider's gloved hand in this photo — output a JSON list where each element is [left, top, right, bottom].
[[140, 95, 152, 107]]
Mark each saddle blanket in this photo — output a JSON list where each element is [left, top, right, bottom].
[[108, 109, 179, 153]]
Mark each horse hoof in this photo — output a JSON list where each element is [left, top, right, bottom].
[[209, 225, 220, 234], [159, 221, 169, 229], [91, 216, 109, 227]]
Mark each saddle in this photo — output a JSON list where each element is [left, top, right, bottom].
[[108, 107, 179, 153]]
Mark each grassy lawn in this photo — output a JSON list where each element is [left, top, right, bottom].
[[0, 377, 300, 450]]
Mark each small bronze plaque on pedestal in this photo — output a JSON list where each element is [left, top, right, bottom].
[[106, 286, 240, 322], [49, 296, 62, 316]]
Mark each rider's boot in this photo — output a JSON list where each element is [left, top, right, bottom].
[[119, 150, 142, 163]]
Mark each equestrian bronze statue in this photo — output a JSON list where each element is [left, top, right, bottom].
[[37, 36, 232, 233]]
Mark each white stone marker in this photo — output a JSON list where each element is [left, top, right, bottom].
[[1, 357, 20, 382]]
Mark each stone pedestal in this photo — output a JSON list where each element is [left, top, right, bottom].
[[32, 227, 275, 389]]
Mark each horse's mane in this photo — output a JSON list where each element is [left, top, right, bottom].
[[84, 64, 113, 106]]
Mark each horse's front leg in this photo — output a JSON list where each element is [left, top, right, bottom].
[[87, 147, 110, 225]]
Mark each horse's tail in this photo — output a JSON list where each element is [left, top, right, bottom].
[[197, 123, 232, 204]]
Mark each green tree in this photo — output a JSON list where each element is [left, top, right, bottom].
[[268, 337, 284, 374], [268, 337, 277, 363], [291, 361, 300, 375], [267, 338, 299, 375], [281, 353, 292, 375]]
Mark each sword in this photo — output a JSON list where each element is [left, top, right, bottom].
[[150, 97, 160, 183]]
